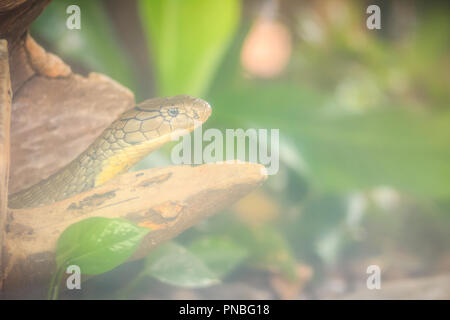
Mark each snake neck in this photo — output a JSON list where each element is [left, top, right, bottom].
[[8, 127, 170, 209]]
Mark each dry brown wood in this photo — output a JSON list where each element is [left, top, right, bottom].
[[2, 162, 267, 294], [9, 34, 71, 92], [0, 0, 51, 48], [0, 1, 53, 96], [0, 0, 28, 12], [0, 39, 12, 289]]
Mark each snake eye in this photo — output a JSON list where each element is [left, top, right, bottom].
[[168, 108, 179, 117]]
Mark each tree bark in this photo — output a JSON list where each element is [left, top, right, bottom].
[[0, 0, 51, 48], [0, 39, 12, 290]]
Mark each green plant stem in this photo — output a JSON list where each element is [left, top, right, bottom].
[[47, 267, 65, 300]]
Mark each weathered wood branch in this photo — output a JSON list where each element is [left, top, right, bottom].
[[0, 1, 52, 93], [3, 163, 267, 293], [0, 0, 51, 48], [0, 39, 12, 290]]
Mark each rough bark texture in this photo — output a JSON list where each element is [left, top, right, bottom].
[[0, 0, 51, 92], [0, 0, 51, 48], [3, 163, 267, 295], [0, 39, 12, 290]]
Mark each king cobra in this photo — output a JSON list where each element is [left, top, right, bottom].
[[8, 95, 211, 209]]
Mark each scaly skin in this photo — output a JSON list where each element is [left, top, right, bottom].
[[8, 95, 211, 209]]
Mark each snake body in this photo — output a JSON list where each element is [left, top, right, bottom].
[[9, 95, 211, 209]]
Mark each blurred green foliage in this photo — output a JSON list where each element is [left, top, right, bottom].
[[138, 0, 240, 97], [139, 241, 221, 288], [210, 83, 450, 197], [188, 236, 248, 279]]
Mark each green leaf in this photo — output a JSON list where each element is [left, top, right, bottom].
[[188, 236, 248, 278], [138, 0, 240, 96], [55, 217, 149, 275], [144, 242, 219, 288]]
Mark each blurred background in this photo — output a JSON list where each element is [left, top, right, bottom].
[[32, 0, 450, 299]]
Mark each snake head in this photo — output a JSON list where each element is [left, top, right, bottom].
[[137, 94, 211, 131], [113, 95, 212, 146]]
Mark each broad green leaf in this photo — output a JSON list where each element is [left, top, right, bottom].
[[188, 236, 248, 278], [32, 0, 136, 90], [144, 242, 219, 288], [138, 0, 240, 96], [55, 217, 149, 275]]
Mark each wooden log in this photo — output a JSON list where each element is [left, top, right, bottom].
[[0, 0, 51, 48], [2, 163, 267, 293], [0, 39, 12, 289]]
